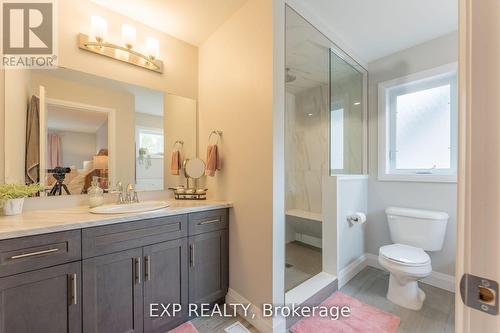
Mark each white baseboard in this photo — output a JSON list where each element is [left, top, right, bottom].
[[225, 288, 276, 333], [365, 253, 382, 269], [421, 270, 456, 292], [338, 254, 368, 289], [364, 253, 455, 293]]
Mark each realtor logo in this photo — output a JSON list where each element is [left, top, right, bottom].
[[1, 0, 57, 68]]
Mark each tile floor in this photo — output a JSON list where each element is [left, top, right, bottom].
[[340, 266, 455, 333], [285, 241, 322, 291]]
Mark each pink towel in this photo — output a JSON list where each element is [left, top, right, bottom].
[[171, 150, 181, 175], [167, 322, 199, 333], [291, 291, 400, 333], [205, 144, 221, 177]]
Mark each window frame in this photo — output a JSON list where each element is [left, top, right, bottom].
[[135, 126, 164, 158], [378, 63, 458, 183]]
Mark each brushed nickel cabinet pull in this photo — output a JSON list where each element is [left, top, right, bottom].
[[190, 244, 195, 267], [69, 273, 77, 305], [145, 256, 151, 281], [134, 257, 141, 284], [198, 219, 220, 226], [10, 248, 60, 260]]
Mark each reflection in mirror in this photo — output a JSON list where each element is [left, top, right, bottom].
[[4, 68, 197, 197], [133, 87, 164, 191], [46, 101, 111, 195]]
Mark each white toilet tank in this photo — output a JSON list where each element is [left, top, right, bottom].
[[385, 207, 449, 251]]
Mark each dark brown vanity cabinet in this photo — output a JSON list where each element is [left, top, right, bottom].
[[0, 262, 82, 333], [82, 248, 144, 333], [0, 208, 229, 333], [0, 230, 82, 333], [188, 209, 229, 305], [189, 230, 229, 304], [82, 239, 189, 333], [143, 238, 188, 333]]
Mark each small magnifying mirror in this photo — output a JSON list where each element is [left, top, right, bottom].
[[184, 158, 205, 180]]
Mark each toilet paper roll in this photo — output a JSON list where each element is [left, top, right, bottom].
[[347, 212, 367, 225]]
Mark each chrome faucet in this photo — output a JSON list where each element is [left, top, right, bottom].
[[125, 184, 139, 203], [114, 182, 125, 204], [112, 182, 139, 204]]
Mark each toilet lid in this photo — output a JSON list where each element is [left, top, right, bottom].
[[380, 244, 430, 265]]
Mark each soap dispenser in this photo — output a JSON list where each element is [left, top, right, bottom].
[[88, 176, 104, 208]]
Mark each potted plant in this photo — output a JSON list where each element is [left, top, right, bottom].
[[0, 184, 43, 216]]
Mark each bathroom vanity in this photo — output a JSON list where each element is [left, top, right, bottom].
[[0, 203, 230, 333]]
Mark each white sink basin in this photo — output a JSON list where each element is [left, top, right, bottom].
[[90, 201, 170, 214]]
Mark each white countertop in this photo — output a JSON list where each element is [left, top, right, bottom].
[[0, 201, 232, 240]]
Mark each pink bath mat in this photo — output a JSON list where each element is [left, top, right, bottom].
[[167, 322, 199, 333], [291, 291, 400, 333]]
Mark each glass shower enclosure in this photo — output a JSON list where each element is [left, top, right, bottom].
[[285, 6, 367, 294]]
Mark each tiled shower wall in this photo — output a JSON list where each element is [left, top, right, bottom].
[[285, 86, 329, 214]]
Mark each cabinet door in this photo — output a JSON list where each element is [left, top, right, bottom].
[[188, 230, 228, 304], [143, 239, 188, 333], [83, 248, 143, 333], [0, 262, 81, 333]]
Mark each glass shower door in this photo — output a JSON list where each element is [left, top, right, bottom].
[[329, 50, 366, 175]]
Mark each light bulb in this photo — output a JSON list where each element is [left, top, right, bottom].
[[122, 24, 136, 49], [90, 16, 107, 43], [146, 37, 160, 59]]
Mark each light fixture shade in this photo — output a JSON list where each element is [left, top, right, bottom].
[[90, 16, 107, 42], [146, 37, 160, 59], [93, 155, 108, 170], [121, 24, 136, 48]]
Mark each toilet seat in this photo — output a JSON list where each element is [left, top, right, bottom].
[[380, 244, 430, 266]]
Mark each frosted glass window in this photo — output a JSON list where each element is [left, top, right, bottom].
[[382, 68, 457, 180], [330, 109, 344, 170], [394, 85, 451, 169]]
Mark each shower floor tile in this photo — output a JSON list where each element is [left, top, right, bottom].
[[285, 241, 322, 291]]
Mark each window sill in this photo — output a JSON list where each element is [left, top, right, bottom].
[[378, 173, 457, 183]]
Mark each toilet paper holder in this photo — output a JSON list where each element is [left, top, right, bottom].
[[347, 212, 366, 225]]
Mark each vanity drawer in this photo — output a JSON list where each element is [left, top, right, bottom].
[[189, 209, 228, 236], [0, 230, 81, 277], [82, 215, 187, 258]]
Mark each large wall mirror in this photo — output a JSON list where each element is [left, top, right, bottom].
[[4, 68, 197, 196]]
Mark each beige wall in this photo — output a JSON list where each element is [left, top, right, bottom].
[[4, 70, 32, 183], [95, 121, 108, 151], [198, 0, 274, 312], [49, 130, 97, 168], [0, 69, 4, 184]]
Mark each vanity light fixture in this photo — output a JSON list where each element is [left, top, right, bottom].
[[354, 102, 361, 106], [79, 17, 164, 73]]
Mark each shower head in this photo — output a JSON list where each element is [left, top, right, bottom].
[[285, 68, 296, 83]]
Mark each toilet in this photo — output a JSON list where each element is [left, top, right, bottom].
[[378, 207, 448, 310]]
